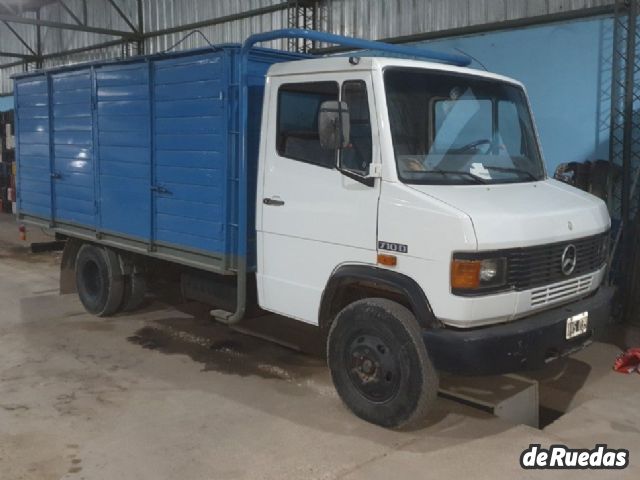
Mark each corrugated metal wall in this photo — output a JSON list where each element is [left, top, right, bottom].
[[326, 0, 614, 39], [143, 0, 289, 53], [0, 0, 615, 94]]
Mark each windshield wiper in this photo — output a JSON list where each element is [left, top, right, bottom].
[[483, 166, 538, 181], [428, 168, 488, 184]]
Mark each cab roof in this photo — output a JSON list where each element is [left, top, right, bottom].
[[267, 56, 524, 88]]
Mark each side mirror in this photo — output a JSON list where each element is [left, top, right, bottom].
[[318, 100, 350, 150], [554, 162, 575, 185]]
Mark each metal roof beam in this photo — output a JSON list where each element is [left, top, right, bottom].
[[40, 38, 124, 60], [0, 59, 25, 68], [0, 12, 134, 37], [0, 51, 34, 59], [58, 0, 83, 26], [2, 20, 37, 55], [144, 2, 289, 38], [105, 0, 138, 33], [136, 0, 143, 53], [0, 37, 124, 69], [0, 0, 17, 15]]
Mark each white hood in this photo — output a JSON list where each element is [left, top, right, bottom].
[[409, 179, 610, 250]]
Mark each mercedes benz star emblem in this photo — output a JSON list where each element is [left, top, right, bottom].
[[561, 244, 577, 276]]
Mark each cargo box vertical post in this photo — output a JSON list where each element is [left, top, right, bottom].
[[46, 72, 56, 227], [147, 59, 156, 252], [90, 65, 102, 236], [14, 80, 21, 214]]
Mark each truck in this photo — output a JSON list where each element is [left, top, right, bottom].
[[13, 29, 612, 428]]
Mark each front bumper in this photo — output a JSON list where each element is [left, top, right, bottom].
[[423, 286, 614, 375]]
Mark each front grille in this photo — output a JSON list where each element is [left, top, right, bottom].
[[530, 274, 594, 307], [506, 232, 608, 291]]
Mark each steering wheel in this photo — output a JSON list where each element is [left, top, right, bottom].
[[453, 139, 492, 154]]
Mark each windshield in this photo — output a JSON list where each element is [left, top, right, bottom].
[[384, 68, 545, 185]]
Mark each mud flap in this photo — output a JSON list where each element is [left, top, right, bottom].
[[59, 238, 82, 294]]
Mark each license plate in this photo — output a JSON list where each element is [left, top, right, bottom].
[[566, 312, 589, 339]]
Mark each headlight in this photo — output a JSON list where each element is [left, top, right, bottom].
[[480, 258, 501, 281], [451, 255, 508, 293]]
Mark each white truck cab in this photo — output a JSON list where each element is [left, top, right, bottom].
[[256, 55, 611, 427]]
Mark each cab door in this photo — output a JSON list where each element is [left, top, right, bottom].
[[257, 73, 380, 324]]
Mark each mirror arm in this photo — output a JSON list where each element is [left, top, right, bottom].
[[336, 164, 376, 187]]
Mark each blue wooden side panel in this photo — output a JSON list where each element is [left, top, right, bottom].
[[15, 45, 305, 271], [51, 70, 95, 226], [96, 63, 151, 240], [15, 76, 51, 219], [152, 52, 229, 254]]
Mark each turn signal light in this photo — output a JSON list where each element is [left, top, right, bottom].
[[451, 259, 481, 289], [377, 253, 397, 267]]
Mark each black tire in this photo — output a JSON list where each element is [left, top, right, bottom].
[[75, 244, 124, 317], [120, 271, 147, 312], [327, 298, 438, 429]]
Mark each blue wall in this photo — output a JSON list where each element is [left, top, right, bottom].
[[416, 16, 612, 173], [0, 95, 13, 112]]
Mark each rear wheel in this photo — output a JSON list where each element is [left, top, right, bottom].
[[327, 298, 438, 429], [75, 244, 124, 317], [120, 270, 147, 312]]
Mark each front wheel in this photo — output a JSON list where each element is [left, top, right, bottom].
[[327, 298, 438, 429]]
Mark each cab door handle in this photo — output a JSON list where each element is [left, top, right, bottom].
[[263, 197, 285, 206]]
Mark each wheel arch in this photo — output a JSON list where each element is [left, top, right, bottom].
[[318, 264, 439, 332]]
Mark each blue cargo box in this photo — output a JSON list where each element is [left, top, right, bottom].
[[14, 46, 304, 273]]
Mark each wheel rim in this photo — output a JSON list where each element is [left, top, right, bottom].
[[82, 259, 102, 299], [345, 332, 400, 403]]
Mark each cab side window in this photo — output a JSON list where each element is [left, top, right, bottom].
[[340, 81, 373, 175], [276, 81, 339, 168]]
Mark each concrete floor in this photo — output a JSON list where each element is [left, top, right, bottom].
[[1, 213, 639, 480]]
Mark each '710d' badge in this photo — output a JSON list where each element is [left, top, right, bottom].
[[378, 241, 408, 254]]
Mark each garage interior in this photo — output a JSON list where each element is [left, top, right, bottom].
[[1, 1, 639, 479]]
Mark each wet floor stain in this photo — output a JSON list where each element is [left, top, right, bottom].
[[66, 444, 82, 475], [127, 317, 324, 382], [1, 403, 30, 411]]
